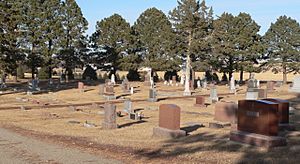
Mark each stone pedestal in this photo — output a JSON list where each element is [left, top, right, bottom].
[[194, 96, 205, 107], [153, 104, 186, 138], [230, 131, 287, 148], [102, 103, 118, 129]]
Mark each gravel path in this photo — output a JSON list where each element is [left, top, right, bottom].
[[0, 128, 121, 164]]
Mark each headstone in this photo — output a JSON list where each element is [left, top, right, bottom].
[[123, 100, 132, 114], [247, 73, 258, 90], [229, 76, 236, 93], [262, 98, 295, 131], [99, 84, 105, 95], [209, 85, 218, 103], [102, 103, 118, 129], [130, 87, 134, 94], [266, 81, 275, 92], [111, 74, 116, 85], [180, 76, 185, 86], [104, 84, 115, 100], [257, 80, 260, 88], [121, 78, 130, 93], [203, 80, 207, 89], [194, 96, 205, 107], [230, 100, 287, 148], [148, 88, 157, 102], [246, 88, 267, 100], [197, 80, 201, 89], [78, 82, 84, 92], [153, 104, 186, 138], [213, 101, 238, 123], [164, 81, 168, 85], [28, 79, 40, 94], [144, 69, 151, 86]]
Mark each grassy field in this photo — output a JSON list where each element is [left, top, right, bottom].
[[0, 74, 300, 163]]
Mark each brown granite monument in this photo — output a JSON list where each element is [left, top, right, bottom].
[[153, 104, 186, 138], [102, 103, 118, 129]]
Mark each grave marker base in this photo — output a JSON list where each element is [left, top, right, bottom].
[[230, 130, 287, 148], [153, 127, 186, 138]]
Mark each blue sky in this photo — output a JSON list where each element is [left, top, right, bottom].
[[76, 0, 300, 35]]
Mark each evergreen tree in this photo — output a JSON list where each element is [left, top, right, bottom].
[[91, 14, 131, 74], [22, 0, 45, 78], [59, 0, 88, 79], [264, 16, 300, 84], [133, 7, 178, 71], [0, 0, 25, 81], [169, 0, 213, 94], [40, 0, 64, 79]]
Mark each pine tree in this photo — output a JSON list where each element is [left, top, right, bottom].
[[133, 7, 178, 71], [91, 14, 131, 74], [59, 0, 88, 79], [0, 0, 25, 81], [264, 16, 300, 84], [169, 0, 213, 94], [40, 0, 64, 79], [22, 0, 45, 79]]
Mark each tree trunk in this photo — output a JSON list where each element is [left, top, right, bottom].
[[239, 66, 244, 83], [31, 66, 35, 79], [48, 40, 53, 79], [283, 63, 287, 84]]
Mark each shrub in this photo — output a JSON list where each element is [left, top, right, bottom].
[[127, 69, 140, 81], [82, 65, 97, 80]]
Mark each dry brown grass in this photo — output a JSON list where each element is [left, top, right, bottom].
[[0, 73, 300, 163]]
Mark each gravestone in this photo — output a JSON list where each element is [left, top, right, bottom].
[[263, 98, 295, 130], [144, 69, 151, 86], [99, 84, 104, 95], [289, 76, 300, 93], [102, 103, 118, 129], [78, 82, 85, 92], [104, 84, 115, 100], [230, 100, 287, 148], [28, 79, 40, 94], [203, 80, 207, 89], [121, 78, 130, 93], [148, 88, 157, 102], [153, 104, 186, 138], [197, 80, 201, 89], [209, 85, 218, 103], [214, 101, 237, 123], [246, 88, 267, 100], [180, 75, 185, 86], [257, 80, 260, 88], [267, 81, 275, 92], [123, 100, 132, 114], [111, 74, 116, 85], [130, 87, 134, 94], [229, 76, 236, 93], [194, 96, 205, 107], [247, 73, 258, 90]]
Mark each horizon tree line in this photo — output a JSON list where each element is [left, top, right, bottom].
[[1, 0, 300, 84]]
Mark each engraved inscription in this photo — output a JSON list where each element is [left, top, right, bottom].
[[246, 111, 259, 117]]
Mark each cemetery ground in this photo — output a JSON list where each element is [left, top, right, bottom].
[[0, 74, 300, 163]]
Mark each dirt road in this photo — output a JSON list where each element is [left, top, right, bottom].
[[0, 128, 121, 164]]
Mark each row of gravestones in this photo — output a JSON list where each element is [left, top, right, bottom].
[[153, 98, 293, 148]]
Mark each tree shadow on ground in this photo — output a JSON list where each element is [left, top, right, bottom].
[[134, 94, 300, 163]]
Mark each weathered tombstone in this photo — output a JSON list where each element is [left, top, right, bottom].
[[123, 100, 132, 114], [148, 88, 157, 102], [230, 100, 287, 148], [262, 98, 295, 130], [288, 76, 300, 92], [104, 84, 115, 100], [99, 84, 105, 95], [203, 80, 207, 89], [102, 103, 118, 129], [194, 96, 205, 107], [209, 85, 218, 103], [153, 104, 186, 138], [229, 76, 236, 93], [257, 80, 260, 88], [121, 78, 130, 93], [266, 81, 275, 92], [144, 69, 151, 86], [78, 82, 84, 92], [246, 88, 267, 100], [247, 73, 258, 90]]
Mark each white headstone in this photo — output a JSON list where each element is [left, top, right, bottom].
[[164, 81, 168, 85], [289, 76, 300, 93], [180, 76, 185, 85], [229, 76, 236, 93], [130, 87, 134, 94], [257, 80, 260, 88], [197, 80, 201, 88], [111, 74, 116, 85]]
